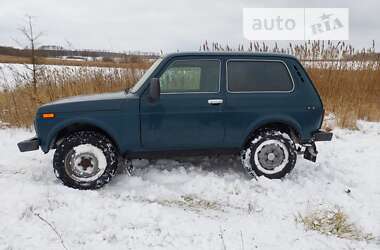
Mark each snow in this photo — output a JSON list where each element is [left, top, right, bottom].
[[302, 60, 379, 70], [0, 122, 380, 249], [0, 63, 139, 90]]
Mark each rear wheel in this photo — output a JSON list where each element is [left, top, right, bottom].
[[241, 129, 297, 179], [53, 131, 119, 189]]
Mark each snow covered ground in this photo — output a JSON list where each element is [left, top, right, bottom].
[[0, 122, 379, 250]]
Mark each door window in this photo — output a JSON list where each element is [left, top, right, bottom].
[[159, 59, 220, 93]]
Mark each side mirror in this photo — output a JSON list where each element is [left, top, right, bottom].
[[148, 78, 160, 102]]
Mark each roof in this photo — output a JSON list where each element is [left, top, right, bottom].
[[164, 51, 298, 60]]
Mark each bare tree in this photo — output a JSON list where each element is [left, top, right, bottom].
[[17, 15, 43, 104]]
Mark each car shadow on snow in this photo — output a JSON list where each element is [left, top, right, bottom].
[[114, 154, 318, 182], [115, 155, 248, 179], [106, 153, 327, 196]]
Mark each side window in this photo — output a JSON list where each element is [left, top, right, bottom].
[[159, 59, 220, 93], [227, 61, 293, 92]]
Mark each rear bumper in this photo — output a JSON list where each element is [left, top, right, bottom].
[[312, 130, 333, 141], [302, 130, 332, 162], [17, 137, 40, 152]]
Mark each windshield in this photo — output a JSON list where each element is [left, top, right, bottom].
[[129, 59, 162, 93]]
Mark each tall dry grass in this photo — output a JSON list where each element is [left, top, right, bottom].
[[0, 66, 144, 127], [0, 41, 379, 128], [308, 65, 380, 128]]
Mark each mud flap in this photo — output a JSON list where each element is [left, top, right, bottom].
[[304, 142, 318, 162], [117, 158, 135, 176]]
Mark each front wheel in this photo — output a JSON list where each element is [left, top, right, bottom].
[[241, 129, 297, 179], [53, 131, 119, 189]]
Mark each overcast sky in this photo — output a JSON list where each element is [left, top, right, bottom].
[[0, 0, 379, 53]]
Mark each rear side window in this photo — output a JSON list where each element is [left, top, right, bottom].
[[227, 60, 294, 92], [159, 59, 220, 93]]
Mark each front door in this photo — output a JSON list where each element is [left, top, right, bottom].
[[140, 58, 224, 150]]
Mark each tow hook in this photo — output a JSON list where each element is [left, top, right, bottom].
[[304, 142, 318, 162]]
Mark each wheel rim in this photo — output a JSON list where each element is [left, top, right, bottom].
[[253, 139, 289, 174], [64, 144, 107, 182]]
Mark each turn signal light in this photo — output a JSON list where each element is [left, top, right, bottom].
[[42, 113, 55, 119]]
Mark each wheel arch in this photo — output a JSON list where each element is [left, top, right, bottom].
[[241, 117, 302, 148], [45, 119, 121, 153]]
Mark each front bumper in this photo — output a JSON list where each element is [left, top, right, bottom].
[[17, 137, 40, 152]]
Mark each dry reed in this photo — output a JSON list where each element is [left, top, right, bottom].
[[0, 66, 143, 127]]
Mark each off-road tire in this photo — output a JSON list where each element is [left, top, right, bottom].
[[241, 129, 297, 179], [53, 131, 119, 189]]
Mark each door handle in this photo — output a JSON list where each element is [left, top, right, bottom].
[[208, 99, 223, 105]]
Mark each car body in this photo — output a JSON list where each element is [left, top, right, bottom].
[[18, 52, 332, 189]]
